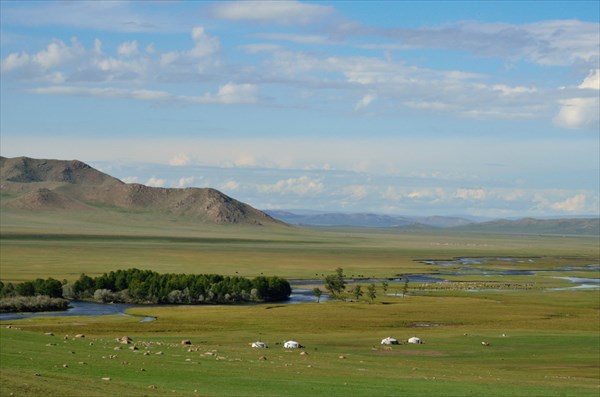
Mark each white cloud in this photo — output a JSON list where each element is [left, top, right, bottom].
[[551, 194, 586, 212], [190, 26, 221, 58], [1, 51, 30, 71], [344, 185, 368, 200], [553, 97, 600, 129], [117, 40, 138, 57], [169, 154, 190, 166], [354, 92, 376, 110], [122, 176, 139, 184], [258, 176, 324, 196], [579, 69, 600, 90], [219, 180, 241, 191], [455, 188, 487, 200], [234, 153, 257, 167], [211, 0, 334, 24], [177, 176, 195, 188], [145, 176, 166, 187], [93, 38, 102, 54], [159, 25, 220, 68], [33, 38, 84, 69], [492, 84, 537, 95], [29, 83, 258, 105], [359, 20, 599, 68], [30, 86, 170, 101], [211, 83, 259, 104], [553, 68, 600, 129]]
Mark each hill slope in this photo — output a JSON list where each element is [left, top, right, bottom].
[[0, 156, 282, 227]]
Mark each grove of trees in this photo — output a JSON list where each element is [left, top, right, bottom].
[[0, 269, 292, 310]]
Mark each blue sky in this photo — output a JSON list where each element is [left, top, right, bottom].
[[1, 0, 599, 217]]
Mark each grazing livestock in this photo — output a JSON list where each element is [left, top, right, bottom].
[[408, 337, 423, 344], [284, 340, 303, 349], [381, 337, 399, 345]]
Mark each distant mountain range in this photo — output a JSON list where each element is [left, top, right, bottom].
[[264, 210, 599, 236], [0, 156, 282, 226], [264, 210, 473, 228]]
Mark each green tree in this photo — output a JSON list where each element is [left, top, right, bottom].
[[402, 278, 409, 296], [16, 281, 35, 297], [367, 283, 377, 303], [324, 267, 346, 297], [39, 278, 63, 298], [313, 287, 322, 303], [352, 285, 363, 301], [381, 281, 388, 295]]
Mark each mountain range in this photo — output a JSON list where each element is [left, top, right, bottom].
[[264, 210, 598, 235], [263, 210, 474, 228]]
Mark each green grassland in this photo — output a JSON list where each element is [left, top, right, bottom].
[[1, 290, 598, 397], [0, 217, 599, 396], [0, 220, 597, 282]]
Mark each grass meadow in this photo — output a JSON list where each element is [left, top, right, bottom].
[[0, 219, 598, 396]]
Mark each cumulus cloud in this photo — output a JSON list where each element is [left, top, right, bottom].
[[553, 69, 600, 129], [211, 0, 334, 24], [33, 38, 84, 68], [553, 98, 600, 129], [1, 51, 30, 71], [211, 83, 259, 104], [551, 194, 586, 212], [169, 154, 190, 166], [258, 176, 324, 196], [117, 40, 138, 57], [2, 26, 224, 88], [145, 176, 166, 187], [122, 176, 139, 184], [579, 69, 600, 90], [176, 176, 195, 188], [161, 26, 220, 67]]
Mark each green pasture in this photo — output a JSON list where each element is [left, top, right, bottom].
[[0, 224, 597, 282], [1, 289, 599, 397]]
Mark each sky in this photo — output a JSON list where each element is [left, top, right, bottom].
[[1, 0, 599, 218]]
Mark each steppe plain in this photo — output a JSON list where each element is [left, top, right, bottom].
[[1, 206, 598, 397]]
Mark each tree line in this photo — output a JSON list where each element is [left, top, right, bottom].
[[0, 269, 292, 309]]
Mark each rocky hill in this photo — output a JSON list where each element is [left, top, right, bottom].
[[0, 156, 282, 226]]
